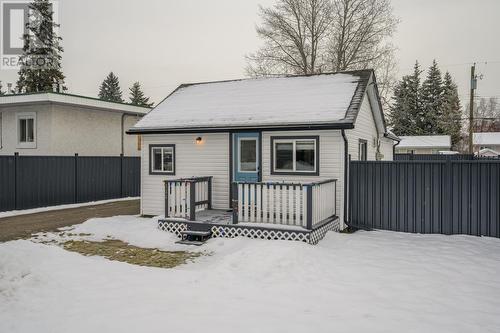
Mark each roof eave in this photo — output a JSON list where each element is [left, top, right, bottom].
[[127, 122, 355, 135]]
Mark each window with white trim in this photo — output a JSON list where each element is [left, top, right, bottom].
[[272, 137, 318, 175], [150, 145, 175, 174], [17, 112, 36, 148]]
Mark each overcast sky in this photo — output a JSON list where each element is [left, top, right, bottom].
[[1, 0, 499, 107]]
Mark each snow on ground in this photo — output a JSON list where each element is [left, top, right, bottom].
[[1, 216, 500, 333], [0, 197, 139, 218]]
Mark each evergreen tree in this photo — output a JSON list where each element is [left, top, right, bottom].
[[440, 72, 462, 147], [98, 72, 123, 103], [419, 60, 443, 134], [389, 61, 423, 135], [129, 82, 153, 107], [17, 0, 65, 92]]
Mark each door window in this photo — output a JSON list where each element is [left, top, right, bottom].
[[239, 138, 257, 172]]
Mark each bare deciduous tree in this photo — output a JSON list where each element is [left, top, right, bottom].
[[246, 0, 399, 106], [246, 0, 333, 76]]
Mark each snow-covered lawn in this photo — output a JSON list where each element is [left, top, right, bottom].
[[1, 216, 500, 333]]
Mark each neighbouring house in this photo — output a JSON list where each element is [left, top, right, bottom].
[[395, 135, 452, 154], [128, 70, 398, 244], [473, 132, 500, 156], [0, 92, 151, 156]]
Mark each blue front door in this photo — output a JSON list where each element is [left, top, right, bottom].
[[233, 132, 260, 182]]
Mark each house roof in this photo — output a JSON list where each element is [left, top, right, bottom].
[[398, 135, 451, 149], [129, 70, 379, 133], [473, 132, 500, 145], [0, 92, 151, 115], [478, 148, 500, 157]]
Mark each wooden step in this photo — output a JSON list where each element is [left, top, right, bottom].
[[176, 240, 206, 246], [180, 230, 212, 237]]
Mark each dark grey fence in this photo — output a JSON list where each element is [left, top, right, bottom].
[[0, 154, 140, 212], [349, 160, 500, 238]]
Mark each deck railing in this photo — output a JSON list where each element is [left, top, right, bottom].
[[164, 176, 212, 221], [232, 179, 337, 229]]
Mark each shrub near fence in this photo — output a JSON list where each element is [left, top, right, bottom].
[[349, 160, 500, 238], [0, 154, 140, 212]]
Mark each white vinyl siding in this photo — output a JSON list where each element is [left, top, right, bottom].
[[347, 94, 379, 161], [379, 137, 394, 160], [140, 133, 230, 216]]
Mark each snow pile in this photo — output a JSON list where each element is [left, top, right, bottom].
[[0, 197, 139, 219], [2, 216, 500, 332], [133, 73, 362, 130]]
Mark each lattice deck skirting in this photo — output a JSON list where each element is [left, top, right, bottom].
[[158, 218, 339, 245]]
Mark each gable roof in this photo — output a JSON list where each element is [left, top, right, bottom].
[[129, 70, 378, 133], [0, 92, 151, 115], [473, 132, 500, 145], [398, 135, 451, 149]]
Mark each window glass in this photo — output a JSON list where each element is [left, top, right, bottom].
[[151, 146, 175, 173], [26, 118, 34, 142], [275, 142, 294, 170], [162, 147, 173, 172], [152, 148, 162, 171], [19, 118, 27, 142], [296, 141, 315, 171], [359, 141, 367, 161], [239, 139, 257, 172]]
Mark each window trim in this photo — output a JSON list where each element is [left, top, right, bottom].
[[358, 139, 368, 161], [149, 144, 176, 175], [270, 136, 319, 176], [16, 112, 37, 149], [238, 137, 258, 173]]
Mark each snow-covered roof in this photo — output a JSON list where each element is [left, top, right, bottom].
[[473, 132, 500, 145], [130, 71, 374, 132], [0, 92, 151, 115], [478, 148, 500, 157], [398, 135, 451, 149]]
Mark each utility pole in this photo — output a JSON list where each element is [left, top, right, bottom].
[[468, 63, 477, 154]]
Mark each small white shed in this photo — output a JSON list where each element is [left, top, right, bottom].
[[128, 70, 396, 243]]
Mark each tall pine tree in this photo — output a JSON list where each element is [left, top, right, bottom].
[[440, 72, 462, 147], [389, 61, 423, 135], [129, 82, 153, 107], [98, 72, 123, 103], [419, 60, 443, 134], [17, 0, 65, 92]]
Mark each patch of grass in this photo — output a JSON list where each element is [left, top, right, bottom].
[[63, 240, 202, 268]]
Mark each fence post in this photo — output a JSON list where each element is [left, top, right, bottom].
[[306, 184, 313, 230], [444, 158, 453, 235], [120, 153, 124, 198], [74, 153, 78, 203], [164, 181, 169, 218], [232, 182, 239, 224], [189, 181, 196, 221], [207, 177, 212, 210], [14, 152, 19, 210]]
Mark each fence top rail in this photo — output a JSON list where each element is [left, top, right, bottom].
[[234, 178, 337, 187], [164, 176, 213, 184], [351, 160, 500, 164]]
